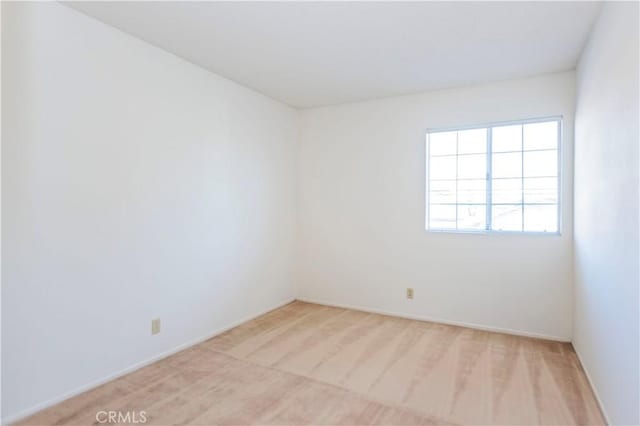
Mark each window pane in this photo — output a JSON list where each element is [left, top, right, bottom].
[[458, 179, 486, 203], [492, 152, 521, 178], [429, 204, 456, 229], [429, 155, 456, 180], [492, 125, 522, 152], [492, 204, 522, 231], [457, 204, 486, 230], [457, 153, 486, 179], [429, 180, 456, 204], [458, 128, 487, 154], [492, 178, 522, 203], [524, 121, 558, 151], [524, 177, 558, 203], [429, 131, 457, 156], [524, 204, 558, 232], [426, 119, 561, 234], [523, 150, 557, 177]]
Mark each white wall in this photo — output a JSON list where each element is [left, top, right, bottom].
[[298, 72, 576, 340], [573, 3, 639, 425], [1, 2, 297, 421]]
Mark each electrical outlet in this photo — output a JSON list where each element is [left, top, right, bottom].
[[151, 318, 161, 335], [406, 288, 414, 299]]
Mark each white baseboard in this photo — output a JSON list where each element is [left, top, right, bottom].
[[573, 345, 611, 425], [3, 297, 295, 425], [297, 297, 570, 342]]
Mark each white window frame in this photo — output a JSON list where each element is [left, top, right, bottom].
[[425, 116, 562, 235]]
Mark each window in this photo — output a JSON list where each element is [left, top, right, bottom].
[[426, 118, 560, 233]]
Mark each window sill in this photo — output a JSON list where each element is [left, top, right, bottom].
[[425, 229, 562, 236]]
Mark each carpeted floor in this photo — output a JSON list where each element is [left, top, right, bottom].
[[17, 301, 605, 425]]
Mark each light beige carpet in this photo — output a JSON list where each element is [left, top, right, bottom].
[[18, 301, 604, 425]]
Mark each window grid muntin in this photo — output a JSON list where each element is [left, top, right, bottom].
[[426, 117, 560, 234], [455, 131, 458, 227], [520, 123, 525, 231], [486, 127, 492, 229]]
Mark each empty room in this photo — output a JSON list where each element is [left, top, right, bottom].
[[2, 1, 638, 425]]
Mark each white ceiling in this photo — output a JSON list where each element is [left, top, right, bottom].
[[65, 1, 601, 109]]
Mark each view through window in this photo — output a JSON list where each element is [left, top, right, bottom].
[[426, 118, 560, 233]]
